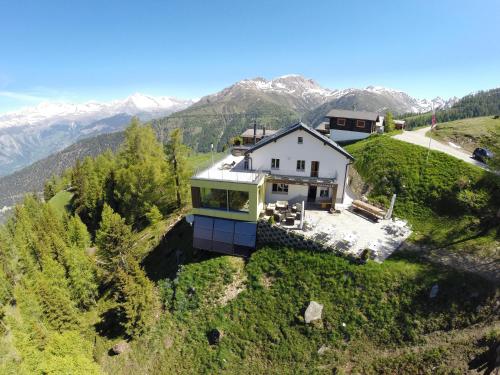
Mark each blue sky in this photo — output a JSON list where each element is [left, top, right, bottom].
[[1, 0, 499, 112]]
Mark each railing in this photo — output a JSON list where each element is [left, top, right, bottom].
[[265, 169, 337, 181]]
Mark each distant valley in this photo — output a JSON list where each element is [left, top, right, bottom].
[[0, 94, 193, 176]]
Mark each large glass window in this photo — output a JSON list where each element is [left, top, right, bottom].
[[201, 188, 227, 210], [228, 190, 250, 212], [200, 187, 249, 213]]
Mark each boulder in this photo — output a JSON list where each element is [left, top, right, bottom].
[[304, 301, 323, 324], [207, 328, 224, 345], [429, 284, 439, 299], [110, 341, 130, 355], [163, 337, 173, 349], [317, 344, 329, 355]]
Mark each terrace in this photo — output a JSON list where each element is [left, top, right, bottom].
[[192, 154, 265, 184]]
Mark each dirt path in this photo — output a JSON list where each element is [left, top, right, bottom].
[[393, 127, 490, 170], [400, 243, 500, 284]]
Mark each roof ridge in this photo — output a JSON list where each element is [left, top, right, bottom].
[[245, 121, 354, 161]]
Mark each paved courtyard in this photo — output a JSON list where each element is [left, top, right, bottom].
[[298, 209, 412, 261]]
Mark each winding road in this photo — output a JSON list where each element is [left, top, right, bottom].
[[393, 126, 490, 170]]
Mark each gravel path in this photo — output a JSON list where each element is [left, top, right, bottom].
[[393, 127, 490, 170]]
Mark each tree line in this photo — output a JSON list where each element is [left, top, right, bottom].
[[0, 119, 192, 373], [402, 88, 500, 129]]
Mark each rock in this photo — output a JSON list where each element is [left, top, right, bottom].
[[163, 337, 173, 349], [317, 344, 329, 355], [207, 328, 223, 345], [304, 301, 323, 324], [110, 341, 130, 355], [429, 284, 439, 298]]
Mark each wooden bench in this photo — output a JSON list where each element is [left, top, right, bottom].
[[351, 200, 386, 221]]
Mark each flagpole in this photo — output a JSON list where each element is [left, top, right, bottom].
[[426, 105, 435, 163]]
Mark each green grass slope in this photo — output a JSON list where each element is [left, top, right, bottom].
[[99, 245, 498, 374], [345, 135, 500, 257], [47, 190, 73, 215], [427, 116, 500, 153]]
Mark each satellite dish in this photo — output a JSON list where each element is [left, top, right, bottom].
[[185, 214, 194, 225]]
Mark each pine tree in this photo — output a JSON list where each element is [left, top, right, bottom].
[[95, 204, 134, 278], [385, 111, 395, 132], [115, 256, 158, 337], [146, 205, 163, 225], [43, 176, 57, 202], [114, 119, 174, 226], [165, 128, 192, 208]]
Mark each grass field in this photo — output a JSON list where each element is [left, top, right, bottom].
[[345, 135, 500, 258], [426, 116, 500, 153], [47, 190, 73, 214], [96, 241, 499, 374]]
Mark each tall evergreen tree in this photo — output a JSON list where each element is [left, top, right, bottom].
[[95, 204, 134, 279], [385, 111, 395, 132], [165, 128, 192, 208], [115, 255, 158, 337], [114, 119, 174, 226]]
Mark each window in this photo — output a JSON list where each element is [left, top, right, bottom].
[[319, 189, 329, 198], [200, 188, 249, 212], [271, 158, 280, 169], [356, 120, 365, 128], [297, 136, 303, 144], [272, 183, 288, 194], [337, 118, 346, 126], [296, 160, 305, 171]]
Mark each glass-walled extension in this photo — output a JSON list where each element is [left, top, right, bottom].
[[200, 187, 250, 213], [191, 177, 264, 222]]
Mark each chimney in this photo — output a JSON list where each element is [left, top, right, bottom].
[[253, 120, 257, 144], [263, 126, 266, 137]]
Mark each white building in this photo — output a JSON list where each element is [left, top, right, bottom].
[[244, 122, 354, 206], [189, 121, 354, 256]]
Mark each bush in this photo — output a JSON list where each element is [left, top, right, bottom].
[[146, 205, 163, 225]]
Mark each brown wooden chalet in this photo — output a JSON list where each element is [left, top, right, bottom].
[[323, 109, 381, 134], [240, 127, 277, 145]]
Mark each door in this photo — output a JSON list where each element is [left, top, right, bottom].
[[307, 186, 317, 202], [310, 161, 319, 177]]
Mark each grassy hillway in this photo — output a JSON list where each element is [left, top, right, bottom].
[[427, 116, 500, 153], [99, 240, 500, 374]]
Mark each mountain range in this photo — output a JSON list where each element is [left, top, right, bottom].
[[0, 94, 193, 176], [0, 76, 457, 177]]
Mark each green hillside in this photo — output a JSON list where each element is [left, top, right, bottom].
[[152, 99, 298, 152], [101, 244, 498, 374], [47, 190, 73, 215], [427, 116, 500, 153], [345, 135, 500, 257], [403, 88, 500, 129]]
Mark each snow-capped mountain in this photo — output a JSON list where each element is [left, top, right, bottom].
[[201, 75, 456, 116], [0, 94, 193, 176], [0, 93, 193, 129], [198, 75, 337, 113]]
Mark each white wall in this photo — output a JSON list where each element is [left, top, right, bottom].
[[265, 184, 335, 205], [331, 129, 370, 142], [248, 128, 350, 202]]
